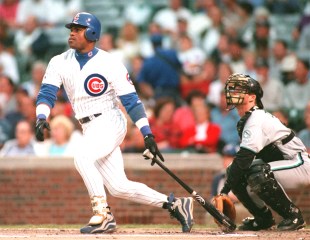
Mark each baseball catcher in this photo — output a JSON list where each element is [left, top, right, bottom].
[[217, 73, 310, 231]]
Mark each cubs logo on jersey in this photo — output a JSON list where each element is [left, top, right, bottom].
[[84, 73, 108, 96]]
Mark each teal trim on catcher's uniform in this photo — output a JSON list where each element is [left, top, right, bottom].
[[271, 152, 304, 171]]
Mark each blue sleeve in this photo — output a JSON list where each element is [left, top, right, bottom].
[[36, 83, 59, 108], [119, 92, 147, 123]]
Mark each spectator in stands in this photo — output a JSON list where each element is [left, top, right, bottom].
[[148, 97, 177, 152], [187, 0, 215, 46], [292, 1, 310, 59], [5, 91, 36, 134], [269, 40, 290, 82], [180, 58, 216, 100], [139, 21, 166, 58], [221, 0, 242, 37], [284, 58, 310, 132], [137, 33, 183, 107], [116, 22, 142, 71], [280, 54, 297, 85], [210, 90, 240, 153], [0, 119, 37, 156], [14, 15, 50, 77], [0, 104, 12, 149], [174, 14, 189, 41], [298, 102, 310, 153], [207, 62, 233, 107], [0, 74, 17, 116], [0, 0, 19, 29], [178, 101, 221, 153], [235, 2, 254, 46], [0, 40, 19, 84], [251, 18, 271, 60], [21, 60, 47, 99], [200, 6, 224, 58], [0, 19, 15, 54], [36, 115, 77, 157], [209, 33, 230, 65], [123, 0, 153, 32], [176, 34, 207, 98], [171, 90, 205, 149], [152, 0, 192, 36], [292, 1, 310, 35], [255, 58, 284, 112], [243, 50, 257, 79], [228, 38, 246, 73], [15, 0, 58, 29]]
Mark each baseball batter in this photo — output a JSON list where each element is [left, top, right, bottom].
[[220, 73, 310, 231], [34, 12, 194, 234]]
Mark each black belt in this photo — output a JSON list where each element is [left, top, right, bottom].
[[78, 113, 102, 124], [282, 131, 295, 145]]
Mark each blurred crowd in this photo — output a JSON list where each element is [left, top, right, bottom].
[[0, 0, 310, 158]]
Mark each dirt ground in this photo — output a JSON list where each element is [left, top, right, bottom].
[[0, 227, 309, 240]]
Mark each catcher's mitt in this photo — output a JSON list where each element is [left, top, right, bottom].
[[212, 194, 236, 227]]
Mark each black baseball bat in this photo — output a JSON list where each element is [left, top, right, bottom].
[[143, 149, 236, 232]]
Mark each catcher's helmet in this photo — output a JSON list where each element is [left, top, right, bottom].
[[65, 12, 101, 42], [224, 73, 264, 109]]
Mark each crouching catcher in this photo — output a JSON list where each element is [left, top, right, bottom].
[[218, 73, 310, 231]]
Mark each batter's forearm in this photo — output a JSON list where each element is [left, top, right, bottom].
[[119, 93, 152, 137], [36, 83, 59, 108]]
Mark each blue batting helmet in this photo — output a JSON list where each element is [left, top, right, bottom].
[[65, 12, 101, 42]]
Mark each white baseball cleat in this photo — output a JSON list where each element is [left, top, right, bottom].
[[80, 212, 116, 234]]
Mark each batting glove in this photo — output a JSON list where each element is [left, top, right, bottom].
[[144, 134, 164, 166], [35, 118, 50, 141]]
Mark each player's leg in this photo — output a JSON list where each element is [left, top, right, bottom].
[[74, 112, 127, 234], [268, 153, 310, 230], [230, 176, 275, 231], [74, 148, 116, 234], [96, 147, 194, 232], [246, 158, 306, 231]]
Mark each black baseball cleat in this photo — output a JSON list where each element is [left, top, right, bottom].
[[238, 216, 275, 231], [167, 193, 194, 232], [80, 212, 116, 234], [238, 208, 275, 231], [277, 207, 306, 231]]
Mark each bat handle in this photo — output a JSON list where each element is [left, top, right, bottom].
[[143, 149, 154, 159]]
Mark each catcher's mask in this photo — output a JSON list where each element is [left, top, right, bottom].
[[65, 12, 101, 42], [224, 73, 264, 110]]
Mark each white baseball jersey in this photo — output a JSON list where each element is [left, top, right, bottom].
[[242, 109, 310, 188], [42, 48, 135, 120]]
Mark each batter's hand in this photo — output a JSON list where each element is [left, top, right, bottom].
[[35, 118, 50, 141], [144, 134, 164, 166]]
